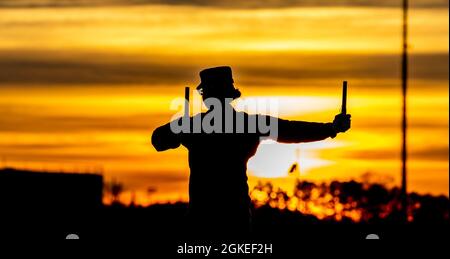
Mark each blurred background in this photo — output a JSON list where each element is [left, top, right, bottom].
[[0, 0, 448, 208]]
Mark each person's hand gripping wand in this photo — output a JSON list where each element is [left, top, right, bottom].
[[332, 81, 351, 134]]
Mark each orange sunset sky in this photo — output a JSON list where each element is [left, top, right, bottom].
[[0, 0, 448, 204]]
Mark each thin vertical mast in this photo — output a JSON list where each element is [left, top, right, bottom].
[[401, 0, 408, 221]]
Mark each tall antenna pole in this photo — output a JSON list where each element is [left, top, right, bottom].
[[401, 0, 408, 221]]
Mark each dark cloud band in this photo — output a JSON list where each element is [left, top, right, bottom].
[[0, 0, 448, 9], [0, 51, 447, 86]]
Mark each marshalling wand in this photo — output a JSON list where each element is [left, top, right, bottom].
[[184, 86, 190, 118], [341, 81, 347, 115]]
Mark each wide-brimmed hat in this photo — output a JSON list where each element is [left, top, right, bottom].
[[196, 66, 240, 99]]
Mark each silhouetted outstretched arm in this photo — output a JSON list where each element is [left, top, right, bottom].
[[260, 113, 350, 143], [152, 122, 182, 151], [275, 118, 337, 143]]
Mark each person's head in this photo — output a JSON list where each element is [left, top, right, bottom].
[[196, 66, 241, 107]]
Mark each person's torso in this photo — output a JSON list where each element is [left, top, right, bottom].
[[181, 111, 261, 211]]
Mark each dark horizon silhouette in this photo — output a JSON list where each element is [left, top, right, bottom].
[[1, 166, 448, 241]]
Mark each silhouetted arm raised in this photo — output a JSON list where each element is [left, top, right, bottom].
[[151, 122, 182, 151]]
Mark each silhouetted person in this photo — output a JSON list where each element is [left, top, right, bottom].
[[152, 66, 351, 236]]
